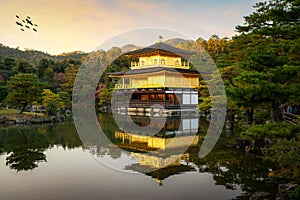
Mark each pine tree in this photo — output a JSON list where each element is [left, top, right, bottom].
[[227, 0, 300, 123], [6, 73, 44, 113]]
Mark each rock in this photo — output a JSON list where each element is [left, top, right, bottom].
[[54, 117, 62, 123], [276, 184, 298, 200], [5, 120, 16, 125], [250, 191, 272, 200], [16, 117, 27, 124], [30, 116, 42, 123], [43, 117, 52, 123], [0, 115, 6, 123], [60, 115, 65, 122], [66, 110, 72, 117], [278, 183, 298, 193]]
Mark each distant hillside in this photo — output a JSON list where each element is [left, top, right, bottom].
[[119, 38, 194, 54], [0, 43, 55, 65], [0, 43, 87, 66], [164, 38, 193, 46], [0, 37, 196, 66], [57, 51, 88, 60], [121, 44, 141, 53]]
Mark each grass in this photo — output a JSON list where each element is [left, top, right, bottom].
[[0, 109, 45, 117], [0, 109, 19, 115], [23, 112, 45, 117]]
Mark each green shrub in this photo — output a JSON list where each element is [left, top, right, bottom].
[[263, 140, 300, 183], [284, 185, 300, 200], [244, 123, 300, 140]]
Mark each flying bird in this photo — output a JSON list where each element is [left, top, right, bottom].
[[15, 14, 38, 32], [16, 21, 23, 26], [25, 18, 33, 25]]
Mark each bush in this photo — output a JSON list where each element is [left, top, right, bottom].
[[263, 140, 300, 183], [284, 185, 300, 199], [242, 123, 300, 183], [244, 123, 300, 140]]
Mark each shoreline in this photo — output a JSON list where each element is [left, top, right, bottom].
[[0, 110, 70, 125]]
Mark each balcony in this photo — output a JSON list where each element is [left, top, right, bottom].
[[114, 84, 131, 89], [130, 60, 189, 70]]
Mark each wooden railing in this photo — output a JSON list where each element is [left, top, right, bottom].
[[130, 61, 189, 69], [115, 83, 197, 89], [282, 112, 300, 125], [114, 84, 131, 89]]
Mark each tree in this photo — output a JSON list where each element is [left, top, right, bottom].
[[226, 0, 300, 122], [41, 89, 64, 116], [194, 35, 230, 64], [98, 88, 112, 108], [37, 58, 49, 79], [6, 73, 44, 113], [53, 72, 66, 92], [37, 58, 56, 84], [0, 79, 7, 103], [57, 91, 71, 110], [61, 64, 80, 94], [0, 57, 15, 81], [42, 67, 55, 86], [14, 60, 36, 74], [228, 71, 277, 124]]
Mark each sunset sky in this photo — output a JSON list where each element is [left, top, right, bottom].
[[1, 0, 261, 55]]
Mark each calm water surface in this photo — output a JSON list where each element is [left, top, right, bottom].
[[0, 114, 277, 200]]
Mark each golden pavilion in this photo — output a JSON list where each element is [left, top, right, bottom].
[[109, 42, 201, 116]]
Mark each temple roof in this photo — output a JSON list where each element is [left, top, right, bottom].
[[125, 164, 196, 180], [108, 67, 200, 76], [124, 42, 195, 57]]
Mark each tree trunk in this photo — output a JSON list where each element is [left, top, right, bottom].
[[225, 109, 234, 137], [271, 101, 281, 123], [19, 106, 25, 114], [246, 107, 254, 125]]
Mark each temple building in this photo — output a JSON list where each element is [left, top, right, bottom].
[[109, 42, 201, 116]]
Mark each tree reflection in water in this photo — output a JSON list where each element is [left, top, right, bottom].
[[0, 116, 278, 198], [0, 123, 82, 172], [4, 129, 47, 171], [96, 113, 277, 197], [188, 143, 277, 197]]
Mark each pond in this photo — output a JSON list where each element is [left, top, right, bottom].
[[0, 113, 277, 200]]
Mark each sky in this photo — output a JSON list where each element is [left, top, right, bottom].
[[0, 0, 261, 55]]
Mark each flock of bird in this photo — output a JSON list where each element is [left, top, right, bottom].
[[15, 15, 38, 32]]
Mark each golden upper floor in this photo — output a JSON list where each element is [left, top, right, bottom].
[[125, 42, 195, 70], [131, 55, 190, 70]]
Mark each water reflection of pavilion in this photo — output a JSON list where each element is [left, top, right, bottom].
[[114, 115, 200, 185], [116, 115, 199, 136]]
